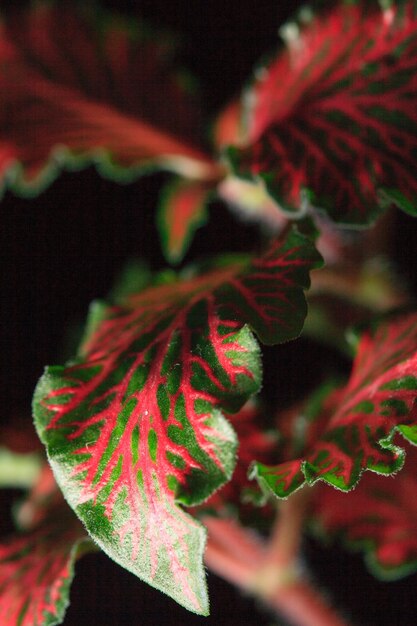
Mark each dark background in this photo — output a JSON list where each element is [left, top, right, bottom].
[[1, 1, 417, 624]]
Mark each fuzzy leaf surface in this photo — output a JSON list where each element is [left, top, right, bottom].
[[34, 229, 320, 614], [252, 313, 417, 497], [0, 463, 87, 626], [0, 2, 217, 198], [192, 401, 276, 519], [314, 443, 417, 579], [227, 1, 417, 224]]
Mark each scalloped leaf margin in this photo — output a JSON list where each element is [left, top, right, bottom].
[[313, 443, 417, 581], [0, 1, 217, 200], [33, 229, 321, 614], [0, 463, 88, 626], [226, 1, 417, 225], [251, 313, 417, 499]]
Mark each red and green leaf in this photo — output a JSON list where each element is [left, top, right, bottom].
[[193, 401, 277, 517], [251, 313, 417, 498], [226, 1, 417, 224], [314, 442, 417, 579], [0, 463, 88, 626], [213, 98, 244, 148], [0, 2, 219, 198], [33, 229, 321, 614], [157, 178, 211, 265]]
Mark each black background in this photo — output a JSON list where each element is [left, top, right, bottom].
[[2, 1, 417, 624]]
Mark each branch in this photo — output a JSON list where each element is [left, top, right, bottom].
[[204, 498, 351, 626]]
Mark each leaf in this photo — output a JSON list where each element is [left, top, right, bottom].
[[314, 442, 417, 579], [226, 1, 417, 224], [212, 98, 244, 148], [157, 178, 210, 265], [0, 463, 88, 626], [33, 229, 321, 614], [251, 313, 417, 498], [192, 401, 277, 517], [0, 2, 219, 198]]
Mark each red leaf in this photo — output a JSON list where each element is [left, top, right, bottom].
[[213, 98, 244, 148], [34, 230, 321, 613], [314, 442, 417, 579], [194, 401, 277, 516], [251, 314, 417, 497], [0, 464, 88, 626], [0, 3, 219, 197], [227, 2, 417, 224], [157, 178, 210, 264]]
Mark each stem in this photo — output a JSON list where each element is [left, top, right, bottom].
[[310, 265, 407, 312], [0, 447, 42, 489], [265, 489, 309, 570], [205, 540, 255, 589], [204, 516, 265, 567], [267, 580, 350, 626], [204, 502, 351, 626], [247, 488, 310, 599], [217, 175, 289, 233]]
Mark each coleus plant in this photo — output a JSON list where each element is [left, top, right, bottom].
[[3, 0, 417, 625]]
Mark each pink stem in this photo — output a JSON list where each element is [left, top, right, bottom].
[[204, 509, 350, 626], [267, 580, 350, 626], [204, 516, 265, 567], [204, 540, 255, 588], [264, 489, 309, 571]]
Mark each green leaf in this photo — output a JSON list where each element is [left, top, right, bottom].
[[157, 178, 210, 265], [33, 229, 321, 614], [251, 313, 417, 498], [192, 400, 277, 518], [0, 2, 218, 200], [226, 1, 417, 225], [314, 442, 417, 580], [0, 464, 88, 626]]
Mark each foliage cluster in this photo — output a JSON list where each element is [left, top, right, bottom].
[[2, 1, 417, 625]]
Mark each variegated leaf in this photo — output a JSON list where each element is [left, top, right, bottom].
[[227, 1, 417, 224], [314, 442, 417, 579], [157, 178, 210, 265], [33, 229, 321, 614], [251, 313, 417, 497], [192, 401, 276, 518], [0, 464, 88, 626], [0, 2, 218, 198]]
